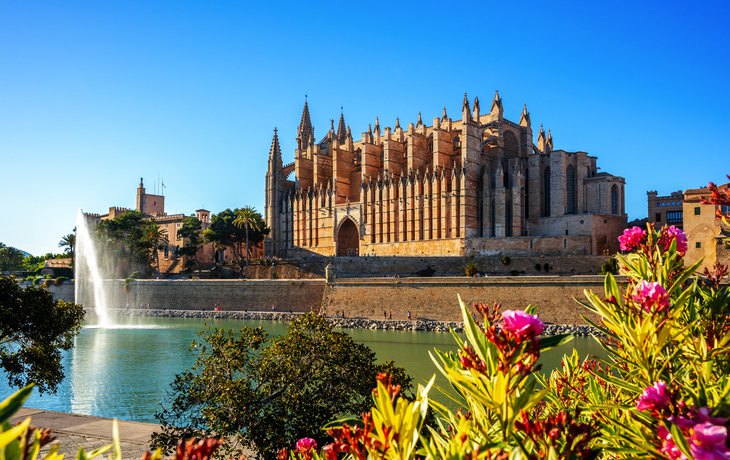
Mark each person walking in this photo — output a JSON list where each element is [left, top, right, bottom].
[[272, 305, 276, 312], [408, 311, 411, 320]]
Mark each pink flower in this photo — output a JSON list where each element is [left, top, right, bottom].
[[619, 226, 646, 252], [695, 407, 728, 425], [296, 438, 317, 452], [663, 226, 688, 256], [637, 381, 670, 412], [690, 422, 730, 460], [659, 416, 695, 460], [632, 280, 670, 313], [501, 310, 545, 339]]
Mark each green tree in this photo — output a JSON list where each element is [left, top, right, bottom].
[[0, 276, 85, 394], [176, 216, 205, 278], [146, 222, 168, 276], [152, 312, 412, 460], [233, 206, 263, 279], [58, 231, 76, 270], [95, 210, 154, 277], [203, 208, 269, 279], [0, 247, 24, 274]]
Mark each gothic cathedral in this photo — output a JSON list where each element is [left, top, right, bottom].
[[265, 92, 627, 257]]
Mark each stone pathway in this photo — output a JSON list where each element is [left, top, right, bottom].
[[10, 408, 158, 459]]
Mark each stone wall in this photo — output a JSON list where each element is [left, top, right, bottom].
[[321, 276, 613, 325], [236, 254, 610, 279], [19, 281, 75, 303], [73, 279, 325, 312]]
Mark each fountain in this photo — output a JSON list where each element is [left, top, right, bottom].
[[75, 209, 111, 326]]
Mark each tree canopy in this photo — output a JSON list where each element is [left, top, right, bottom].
[[176, 216, 205, 277], [202, 208, 269, 278], [152, 312, 412, 460], [0, 276, 85, 394], [94, 210, 154, 277]]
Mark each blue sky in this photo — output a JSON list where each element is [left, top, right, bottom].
[[1, 1, 728, 256]]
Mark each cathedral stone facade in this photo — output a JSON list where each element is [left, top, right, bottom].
[[265, 92, 627, 258]]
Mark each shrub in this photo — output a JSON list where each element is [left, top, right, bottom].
[[599, 256, 620, 275], [42, 279, 53, 287], [543, 262, 550, 272], [535, 263, 542, 271], [153, 313, 414, 459], [55, 276, 69, 285], [128, 270, 145, 279], [464, 262, 478, 277], [501, 255, 510, 265], [509, 269, 520, 276]]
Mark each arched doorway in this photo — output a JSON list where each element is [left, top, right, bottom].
[[336, 218, 359, 256]]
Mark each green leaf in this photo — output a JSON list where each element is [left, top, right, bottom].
[[665, 420, 692, 460], [322, 416, 364, 430], [539, 333, 574, 352], [0, 385, 33, 425]]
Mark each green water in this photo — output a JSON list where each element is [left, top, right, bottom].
[[0, 316, 607, 423]]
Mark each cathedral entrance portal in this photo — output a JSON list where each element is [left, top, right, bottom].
[[336, 218, 359, 256]]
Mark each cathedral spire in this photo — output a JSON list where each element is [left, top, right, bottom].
[[442, 107, 448, 122], [462, 93, 472, 121], [374, 116, 381, 134], [268, 127, 282, 170], [337, 109, 347, 143], [395, 117, 401, 130], [473, 96, 480, 120], [298, 99, 314, 141], [491, 90, 502, 111], [519, 103, 531, 127], [417, 112, 423, 127]]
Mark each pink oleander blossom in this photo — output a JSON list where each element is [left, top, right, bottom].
[[501, 310, 545, 339], [695, 407, 728, 426], [690, 422, 730, 460], [296, 438, 317, 452], [659, 416, 696, 460], [619, 226, 646, 252], [632, 280, 671, 313], [663, 226, 688, 256], [637, 381, 670, 412]]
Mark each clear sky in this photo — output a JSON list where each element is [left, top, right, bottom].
[[1, 1, 729, 256]]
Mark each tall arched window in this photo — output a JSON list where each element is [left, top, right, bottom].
[[544, 167, 551, 217], [491, 200, 496, 237], [611, 185, 618, 214], [502, 160, 510, 188], [566, 165, 576, 214], [428, 141, 433, 152], [453, 135, 461, 150], [505, 200, 512, 237], [525, 169, 530, 217]]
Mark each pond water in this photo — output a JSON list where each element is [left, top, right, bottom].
[[0, 316, 607, 423]]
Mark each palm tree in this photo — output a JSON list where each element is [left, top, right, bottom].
[[1, 246, 24, 275], [233, 206, 262, 279], [58, 232, 76, 270], [146, 223, 169, 276]]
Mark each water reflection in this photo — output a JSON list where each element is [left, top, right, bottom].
[[0, 317, 608, 423]]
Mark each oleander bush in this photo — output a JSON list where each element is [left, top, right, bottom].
[[284, 214, 730, 460]]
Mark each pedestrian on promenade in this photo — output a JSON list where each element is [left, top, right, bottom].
[[272, 305, 276, 312], [147, 303, 150, 309], [408, 311, 411, 320], [215, 304, 219, 311], [389, 311, 392, 320], [383, 311, 387, 320]]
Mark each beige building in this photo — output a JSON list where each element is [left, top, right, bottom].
[[84, 179, 216, 275], [683, 183, 730, 270], [265, 92, 627, 258], [647, 190, 684, 229]]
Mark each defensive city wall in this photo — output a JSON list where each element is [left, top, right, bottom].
[[244, 254, 611, 279], [37, 275, 612, 325]]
